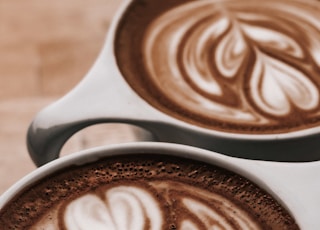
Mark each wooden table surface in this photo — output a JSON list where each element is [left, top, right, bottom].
[[0, 0, 132, 194]]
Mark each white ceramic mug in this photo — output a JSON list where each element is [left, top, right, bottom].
[[27, 0, 320, 166], [1, 142, 320, 229]]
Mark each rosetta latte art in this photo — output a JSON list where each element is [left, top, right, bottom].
[[140, 0, 320, 132], [61, 183, 261, 230]]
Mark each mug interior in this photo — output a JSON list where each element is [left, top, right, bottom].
[[109, 0, 319, 140]]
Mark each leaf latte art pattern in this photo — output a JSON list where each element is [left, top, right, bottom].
[[61, 183, 261, 230], [126, 0, 320, 133]]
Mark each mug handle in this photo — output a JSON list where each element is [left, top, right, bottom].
[[27, 43, 161, 166]]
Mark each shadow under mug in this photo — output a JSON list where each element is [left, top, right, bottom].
[[1, 143, 320, 228], [27, 0, 320, 166]]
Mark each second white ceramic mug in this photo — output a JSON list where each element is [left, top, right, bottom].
[[1, 143, 320, 228], [27, 0, 320, 166]]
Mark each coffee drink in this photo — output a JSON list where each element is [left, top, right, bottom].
[[0, 153, 298, 229], [115, 0, 320, 134]]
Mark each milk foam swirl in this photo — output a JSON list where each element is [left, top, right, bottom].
[[64, 186, 162, 230], [143, 0, 320, 129], [61, 182, 261, 230]]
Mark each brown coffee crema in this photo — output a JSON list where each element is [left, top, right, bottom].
[[0, 154, 298, 229], [115, 0, 320, 134]]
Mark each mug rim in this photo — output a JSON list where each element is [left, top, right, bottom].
[[1, 142, 318, 228]]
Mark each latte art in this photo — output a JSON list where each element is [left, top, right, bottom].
[[116, 0, 320, 133], [62, 182, 260, 230], [64, 186, 162, 230]]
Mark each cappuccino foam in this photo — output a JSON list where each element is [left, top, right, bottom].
[[115, 0, 320, 134], [0, 154, 298, 229]]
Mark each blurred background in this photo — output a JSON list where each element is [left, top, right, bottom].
[[0, 0, 139, 193]]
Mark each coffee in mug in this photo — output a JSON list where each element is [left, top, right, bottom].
[[0, 144, 299, 229], [115, 0, 320, 134]]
